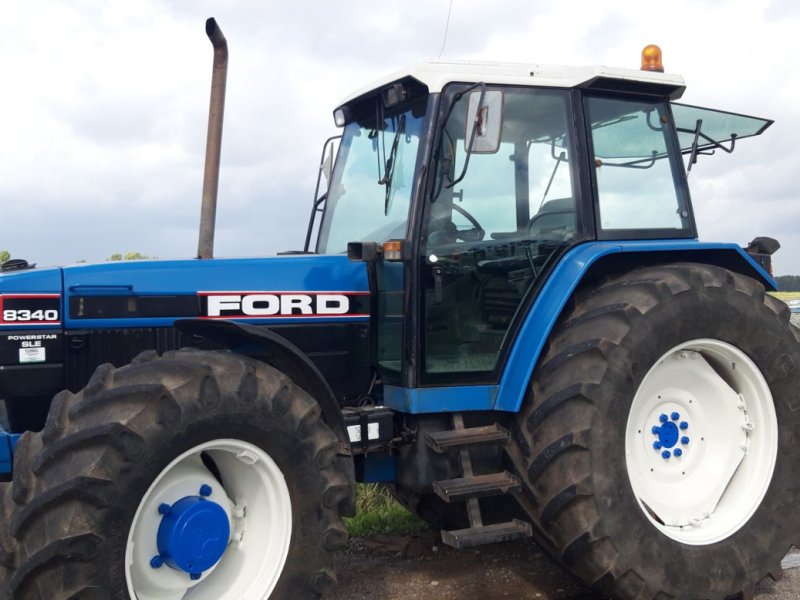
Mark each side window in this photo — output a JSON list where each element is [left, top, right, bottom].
[[586, 96, 691, 233], [421, 87, 576, 381]]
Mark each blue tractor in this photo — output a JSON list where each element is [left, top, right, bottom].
[[1, 21, 798, 600]]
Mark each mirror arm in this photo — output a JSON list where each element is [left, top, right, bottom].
[[446, 83, 487, 188], [304, 135, 341, 252]]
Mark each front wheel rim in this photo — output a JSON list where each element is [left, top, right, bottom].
[[625, 339, 778, 545], [125, 439, 292, 599]]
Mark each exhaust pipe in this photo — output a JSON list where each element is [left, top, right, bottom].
[[197, 17, 228, 259]]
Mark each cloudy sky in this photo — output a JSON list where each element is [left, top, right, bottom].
[[1, 0, 798, 275]]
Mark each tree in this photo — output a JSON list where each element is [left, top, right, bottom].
[[0, 250, 10, 263], [775, 275, 800, 292]]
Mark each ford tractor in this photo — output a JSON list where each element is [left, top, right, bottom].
[[1, 20, 798, 600]]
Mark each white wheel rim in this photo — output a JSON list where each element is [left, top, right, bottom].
[[625, 339, 777, 545], [125, 439, 292, 599]]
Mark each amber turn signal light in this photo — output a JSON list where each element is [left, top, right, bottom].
[[383, 240, 404, 262]]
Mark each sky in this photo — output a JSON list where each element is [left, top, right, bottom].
[[1, 0, 798, 275]]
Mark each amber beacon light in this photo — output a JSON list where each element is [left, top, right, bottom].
[[641, 44, 664, 72]]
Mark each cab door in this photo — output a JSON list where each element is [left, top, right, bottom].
[[418, 86, 583, 385]]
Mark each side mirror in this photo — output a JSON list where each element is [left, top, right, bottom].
[[465, 90, 503, 154]]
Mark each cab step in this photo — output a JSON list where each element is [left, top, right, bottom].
[[433, 471, 521, 503], [425, 423, 510, 453], [441, 519, 533, 549]]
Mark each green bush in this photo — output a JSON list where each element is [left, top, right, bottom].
[[107, 252, 155, 261]]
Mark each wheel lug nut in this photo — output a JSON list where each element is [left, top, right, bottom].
[[680, 421, 689, 430], [653, 441, 662, 450], [659, 413, 668, 423], [651, 425, 660, 435], [681, 436, 690, 445], [150, 555, 164, 569], [190, 572, 202, 580], [671, 412, 680, 421], [199, 484, 213, 497], [158, 503, 170, 515], [674, 448, 683, 457], [661, 450, 671, 459]]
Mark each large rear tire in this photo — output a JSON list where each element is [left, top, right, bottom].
[[510, 263, 800, 598], [6, 348, 352, 599]]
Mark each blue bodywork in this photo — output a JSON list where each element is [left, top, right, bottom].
[[0, 432, 20, 474], [0, 240, 774, 474]]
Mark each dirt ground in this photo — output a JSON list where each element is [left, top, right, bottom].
[[329, 534, 800, 599]]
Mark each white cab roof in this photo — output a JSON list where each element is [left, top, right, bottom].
[[337, 60, 686, 107]]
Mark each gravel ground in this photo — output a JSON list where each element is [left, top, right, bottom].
[[329, 534, 800, 599]]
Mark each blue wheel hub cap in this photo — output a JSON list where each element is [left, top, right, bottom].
[[155, 495, 230, 574], [651, 411, 690, 460]]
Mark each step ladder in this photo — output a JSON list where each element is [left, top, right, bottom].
[[426, 415, 532, 549]]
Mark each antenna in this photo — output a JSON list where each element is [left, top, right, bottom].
[[437, 0, 454, 59]]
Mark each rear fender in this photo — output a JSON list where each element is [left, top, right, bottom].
[[495, 240, 775, 412]]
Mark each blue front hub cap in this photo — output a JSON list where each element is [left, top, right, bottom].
[[156, 496, 231, 574]]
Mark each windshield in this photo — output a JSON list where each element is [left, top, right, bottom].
[[316, 95, 429, 254]]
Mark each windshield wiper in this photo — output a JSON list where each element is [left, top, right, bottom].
[[379, 114, 406, 215], [681, 118, 737, 174]]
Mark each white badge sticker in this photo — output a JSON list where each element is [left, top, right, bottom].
[[367, 422, 380, 440], [19, 347, 46, 363], [347, 425, 361, 443]]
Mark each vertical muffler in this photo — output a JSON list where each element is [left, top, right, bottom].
[[197, 17, 228, 259]]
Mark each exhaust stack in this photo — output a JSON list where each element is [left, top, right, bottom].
[[197, 17, 228, 259]]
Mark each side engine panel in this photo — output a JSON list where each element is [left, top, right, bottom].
[[0, 255, 374, 433]]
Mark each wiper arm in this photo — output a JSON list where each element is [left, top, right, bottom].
[[686, 118, 703, 172], [379, 114, 406, 214], [680, 118, 738, 174]]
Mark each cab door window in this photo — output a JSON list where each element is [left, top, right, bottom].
[[421, 87, 577, 381]]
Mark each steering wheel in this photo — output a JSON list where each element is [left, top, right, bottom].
[[452, 203, 485, 242]]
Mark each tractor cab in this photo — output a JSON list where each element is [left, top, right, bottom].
[[313, 50, 773, 406]]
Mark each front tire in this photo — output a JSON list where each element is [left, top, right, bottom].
[[6, 349, 352, 599], [511, 263, 800, 598]]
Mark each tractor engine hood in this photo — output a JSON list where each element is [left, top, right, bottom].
[[0, 256, 370, 331]]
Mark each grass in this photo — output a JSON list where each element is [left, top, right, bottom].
[[344, 483, 430, 537]]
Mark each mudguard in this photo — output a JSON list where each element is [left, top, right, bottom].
[[383, 239, 774, 414], [174, 318, 351, 448]]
